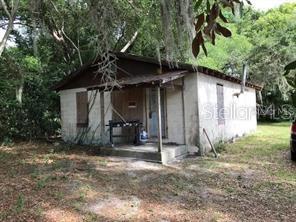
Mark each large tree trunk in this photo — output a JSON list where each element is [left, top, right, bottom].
[[0, 18, 14, 57], [0, 0, 20, 57]]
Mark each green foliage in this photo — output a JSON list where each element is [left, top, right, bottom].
[[0, 46, 60, 141], [195, 26, 253, 76], [194, 3, 296, 116], [214, 140, 226, 153], [247, 4, 296, 109], [15, 194, 25, 213]]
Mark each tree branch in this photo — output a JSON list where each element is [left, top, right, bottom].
[[61, 27, 83, 66], [0, 0, 20, 57], [122, 0, 142, 14], [0, 0, 12, 19], [120, 30, 139, 52], [0, 21, 33, 29]]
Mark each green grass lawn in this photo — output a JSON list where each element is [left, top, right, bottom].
[[222, 122, 295, 182], [0, 122, 295, 221]]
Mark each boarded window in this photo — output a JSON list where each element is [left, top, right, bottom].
[[76, 91, 88, 127], [216, 84, 225, 125]]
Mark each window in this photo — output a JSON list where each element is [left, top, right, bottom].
[[216, 84, 225, 125], [128, 101, 137, 109], [76, 91, 88, 127]]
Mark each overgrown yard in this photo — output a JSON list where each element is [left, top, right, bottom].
[[0, 123, 295, 221]]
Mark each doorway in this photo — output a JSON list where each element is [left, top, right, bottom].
[[148, 88, 166, 138]]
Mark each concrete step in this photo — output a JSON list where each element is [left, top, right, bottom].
[[96, 147, 162, 163], [96, 145, 188, 164], [161, 145, 188, 164]]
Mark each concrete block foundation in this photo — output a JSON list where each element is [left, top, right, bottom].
[[96, 143, 188, 164]]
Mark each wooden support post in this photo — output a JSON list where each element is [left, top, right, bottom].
[[157, 86, 163, 152], [100, 91, 105, 140], [203, 128, 218, 158], [181, 78, 186, 145], [109, 120, 113, 147]]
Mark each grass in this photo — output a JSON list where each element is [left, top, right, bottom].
[[222, 122, 295, 182], [0, 123, 295, 221], [15, 194, 25, 213]]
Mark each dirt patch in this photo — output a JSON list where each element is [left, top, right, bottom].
[[85, 196, 141, 220], [43, 208, 82, 222]]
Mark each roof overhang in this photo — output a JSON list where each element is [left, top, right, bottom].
[[52, 52, 263, 92], [87, 70, 188, 91]]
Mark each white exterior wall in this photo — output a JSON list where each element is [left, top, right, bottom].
[[60, 72, 257, 150], [183, 73, 200, 153], [87, 90, 112, 144], [60, 88, 86, 142], [60, 88, 111, 144], [197, 72, 257, 153], [166, 84, 185, 145]]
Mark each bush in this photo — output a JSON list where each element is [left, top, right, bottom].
[[0, 75, 60, 141], [215, 140, 227, 153]]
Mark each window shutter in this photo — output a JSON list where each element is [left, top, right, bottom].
[[76, 91, 88, 127], [216, 84, 225, 125]]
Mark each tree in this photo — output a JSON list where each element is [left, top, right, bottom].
[[285, 60, 296, 75], [195, 25, 253, 76], [0, 0, 20, 57], [191, 0, 251, 58], [246, 3, 296, 104]]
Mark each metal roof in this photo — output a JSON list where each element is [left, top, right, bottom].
[[53, 52, 263, 91], [86, 70, 187, 90]]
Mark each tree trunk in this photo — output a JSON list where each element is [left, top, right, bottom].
[[0, 0, 20, 57], [16, 74, 24, 104], [0, 18, 14, 57]]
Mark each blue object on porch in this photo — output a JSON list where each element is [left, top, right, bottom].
[[139, 129, 148, 144]]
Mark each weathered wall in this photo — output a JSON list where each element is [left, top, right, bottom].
[[60, 88, 85, 142], [60, 88, 111, 144], [60, 72, 257, 151], [197, 72, 257, 153], [87, 90, 112, 144], [166, 81, 185, 145], [183, 73, 200, 153]]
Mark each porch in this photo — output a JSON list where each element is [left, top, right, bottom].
[[89, 70, 188, 164]]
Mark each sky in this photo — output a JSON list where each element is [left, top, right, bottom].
[[251, 0, 296, 11]]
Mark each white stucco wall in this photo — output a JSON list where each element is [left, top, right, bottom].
[[166, 84, 185, 145], [60, 72, 257, 151], [60, 88, 86, 142], [183, 73, 200, 153], [197, 72, 257, 153], [60, 88, 111, 144]]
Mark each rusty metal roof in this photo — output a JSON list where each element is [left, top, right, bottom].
[[114, 52, 262, 91], [86, 70, 187, 90], [53, 52, 263, 91]]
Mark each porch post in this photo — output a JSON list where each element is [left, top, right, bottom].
[[157, 86, 163, 152], [100, 91, 105, 140]]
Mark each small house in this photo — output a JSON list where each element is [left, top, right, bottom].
[[54, 52, 261, 163]]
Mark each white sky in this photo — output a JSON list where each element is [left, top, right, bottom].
[[251, 0, 296, 11]]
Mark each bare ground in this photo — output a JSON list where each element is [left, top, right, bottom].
[[0, 123, 295, 221]]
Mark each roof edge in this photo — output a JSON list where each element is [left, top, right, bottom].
[[53, 52, 263, 91], [114, 52, 263, 91]]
